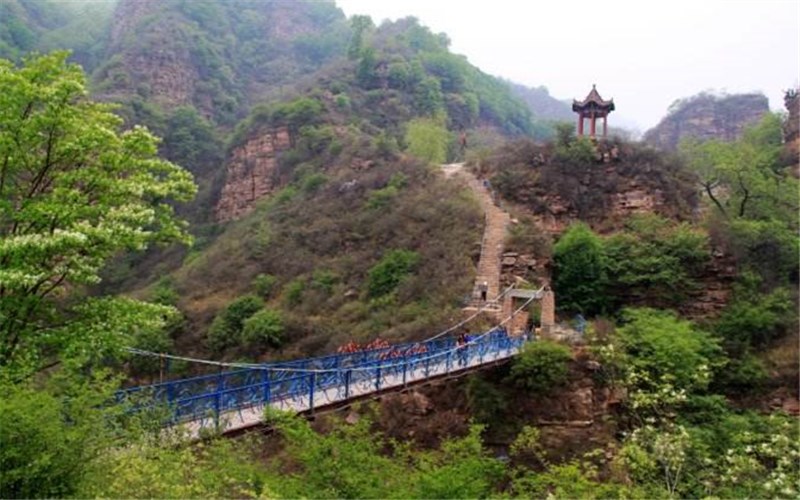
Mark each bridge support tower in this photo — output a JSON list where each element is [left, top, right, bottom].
[[540, 286, 555, 338], [501, 286, 556, 337]]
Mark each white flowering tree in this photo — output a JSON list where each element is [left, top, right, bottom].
[[0, 52, 196, 379]]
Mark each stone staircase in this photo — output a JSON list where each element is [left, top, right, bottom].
[[441, 163, 510, 314]]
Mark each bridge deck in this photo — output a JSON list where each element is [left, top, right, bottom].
[[119, 331, 527, 437], [190, 342, 520, 436]]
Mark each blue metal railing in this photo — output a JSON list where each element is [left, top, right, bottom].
[[118, 328, 527, 428]]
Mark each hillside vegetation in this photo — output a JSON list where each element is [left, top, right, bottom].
[[0, 0, 116, 70], [103, 12, 565, 367], [1, 2, 798, 499]]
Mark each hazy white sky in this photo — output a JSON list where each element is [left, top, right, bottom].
[[337, 0, 800, 131]]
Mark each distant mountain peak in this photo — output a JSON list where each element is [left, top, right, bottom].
[[643, 92, 769, 149]]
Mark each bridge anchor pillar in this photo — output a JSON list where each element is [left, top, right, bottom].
[[540, 286, 555, 338]]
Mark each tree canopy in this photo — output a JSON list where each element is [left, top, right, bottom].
[[0, 52, 196, 378]]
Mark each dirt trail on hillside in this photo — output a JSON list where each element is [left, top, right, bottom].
[[441, 163, 510, 305]]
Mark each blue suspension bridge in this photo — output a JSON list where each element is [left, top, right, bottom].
[[119, 287, 540, 436]]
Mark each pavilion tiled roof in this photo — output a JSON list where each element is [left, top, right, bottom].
[[572, 85, 615, 111]]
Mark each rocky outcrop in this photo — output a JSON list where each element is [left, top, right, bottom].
[[100, 0, 202, 111], [97, 0, 346, 120], [370, 352, 620, 454], [644, 93, 769, 150], [215, 127, 292, 221]]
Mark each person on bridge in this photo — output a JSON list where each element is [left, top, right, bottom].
[[479, 281, 488, 302], [456, 333, 468, 367]]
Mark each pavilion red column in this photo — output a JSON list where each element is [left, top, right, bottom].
[[603, 115, 608, 137], [577, 114, 584, 136], [589, 112, 596, 137]]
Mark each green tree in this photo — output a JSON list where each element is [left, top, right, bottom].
[[0, 381, 111, 498], [507, 340, 572, 395], [367, 249, 420, 298], [206, 294, 263, 351], [682, 114, 795, 222], [617, 308, 725, 406], [356, 46, 379, 89], [161, 106, 223, 176], [405, 116, 448, 164], [552, 223, 608, 315], [604, 214, 709, 309], [714, 286, 794, 350], [0, 52, 196, 377], [347, 14, 373, 60], [412, 426, 504, 499], [414, 76, 444, 115], [241, 308, 284, 348], [271, 97, 325, 140]]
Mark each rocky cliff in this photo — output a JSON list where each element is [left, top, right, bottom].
[[94, 0, 348, 122], [644, 92, 769, 150], [371, 350, 620, 457], [215, 127, 292, 221], [477, 139, 699, 234]]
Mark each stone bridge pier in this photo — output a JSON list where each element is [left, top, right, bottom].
[[501, 286, 555, 337]]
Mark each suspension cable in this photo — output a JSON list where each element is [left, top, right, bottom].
[[124, 292, 537, 376], [419, 282, 518, 342]]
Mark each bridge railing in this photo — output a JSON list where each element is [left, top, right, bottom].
[[117, 329, 527, 428]]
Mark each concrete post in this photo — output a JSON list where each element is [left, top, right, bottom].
[[502, 294, 531, 336], [603, 115, 608, 137], [589, 112, 596, 138], [540, 287, 555, 338], [502, 293, 513, 327], [577, 114, 584, 136]]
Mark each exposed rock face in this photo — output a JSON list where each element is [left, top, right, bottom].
[[528, 161, 692, 235], [101, 1, 199, 110], [679, 252, 738, 318], [644, 93, 769, 150], [97, 0, 346, 120], [108, 0, 161, 49], [215, 127, 292, 221]]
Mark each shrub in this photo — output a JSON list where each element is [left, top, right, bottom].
[[367, 250, 420, 298], [206, 295, 263, 351], [252, 274, 278, 298], [507, 340, 572, 395], [552, 223, 608, 315], [465, 375, 508, 425], [366, 185, 398, 209], [207, 316, 232, 352], [618, 308, 724, 394], [714, 287, 794, 350], [0, 382, 112, 499], [335, 94, 350, 109], [222, 295, 262, 331], [311, 270, 337, 293], [605, 215, 709, 309], [711, 353, 768, 395], [405, 117, 448, 164], [284, 279, 305, 307], [129, 322, 175, 378], [300, 173, 327, 193], [242, 309, 284, 348], [151, 277, 179, 306]]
